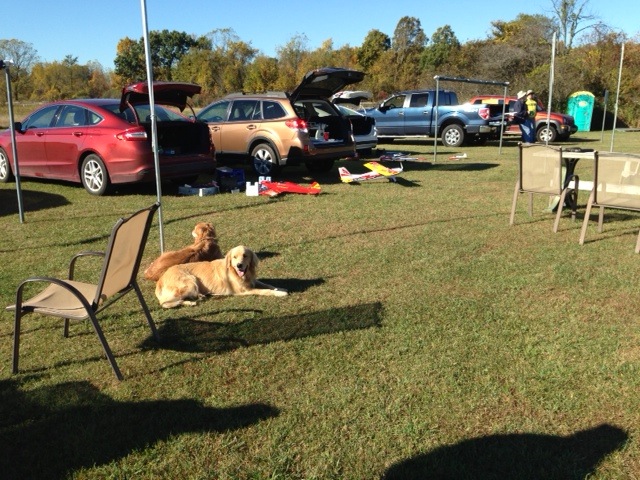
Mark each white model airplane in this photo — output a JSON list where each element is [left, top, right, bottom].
[[339, 161, 403, 183]]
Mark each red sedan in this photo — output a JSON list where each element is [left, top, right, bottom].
[[0, 82, 215, 195]]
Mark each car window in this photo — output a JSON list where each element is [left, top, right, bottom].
[[198, 101, 230, 123], [130, 104, 189, 123], [383, 95, 405, 109], [23, 105, 59, 129], [57, 106, 87, 127], [410, 93, 428, 108], [87, 110, 103, 125], [296, 100, 334, 118], [256, 100, 286, 120], [229, 100, 258, 122]]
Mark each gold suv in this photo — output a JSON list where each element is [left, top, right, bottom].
[[197, 68, 365, 176]]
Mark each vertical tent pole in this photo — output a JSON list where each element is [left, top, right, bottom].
[[499, 84, 508, 154], [610, 42, 624, 153], [600, 89, 608, 143], [433, 76, 440, 163], [545, 32, 556, 146], [140, 0, 164, 252], [1, 61, 24, 223]]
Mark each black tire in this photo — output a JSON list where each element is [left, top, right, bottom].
[[305, 159, 335, 173], [536, 124, 558, 143], [251, 143, 279, 176], [441, 124, 465, 148], [81, 154, 110, 195], [0, 147, 14, 183]]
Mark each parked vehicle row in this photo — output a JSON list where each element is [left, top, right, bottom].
[[0, 82, 215, 195], [0, 69, 580, 196]]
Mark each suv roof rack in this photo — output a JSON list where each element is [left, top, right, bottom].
[[224, 91, 289, 99]]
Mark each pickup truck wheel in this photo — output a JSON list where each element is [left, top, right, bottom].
[[441, 124, 464, 148], [537, 125, 557, 143]]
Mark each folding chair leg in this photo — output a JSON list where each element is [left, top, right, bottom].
[[133, 282, 160, 341], [509, 181, 520, 225], [87, 312, 123, 381], [598, 206, 605, 233], [12, 310, 21, 374], [636, 230, 640, 254], [553, 188, 569, 233], [579, 191, 595, 245]]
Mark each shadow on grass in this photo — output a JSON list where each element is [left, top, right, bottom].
[[0, 187, 69, 218], [0, 379, 279, 480], [381, 424, 628, 480], [150, 301, 383, 354]]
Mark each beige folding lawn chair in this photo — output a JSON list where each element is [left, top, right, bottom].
[[510, 143, 578, 232], [579, 152, 640, 252], [7, 203, 161, 380]]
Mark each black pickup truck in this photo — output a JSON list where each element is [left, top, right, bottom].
[[363, 90, 501, 147]]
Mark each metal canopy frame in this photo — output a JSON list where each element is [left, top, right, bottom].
[[1, 60, 25, 223], [433, 75, 510, 161]]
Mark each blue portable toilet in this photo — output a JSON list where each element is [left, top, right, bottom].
[[567, 91, 595, 132]]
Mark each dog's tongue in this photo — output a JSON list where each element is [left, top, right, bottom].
[[236, 268, 245, 277]]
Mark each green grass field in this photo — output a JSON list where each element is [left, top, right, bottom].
[[1, 131, 639, 479]]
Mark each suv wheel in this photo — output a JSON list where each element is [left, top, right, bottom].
[[536, 125, 557, 143], [251, 143, 279, 176]]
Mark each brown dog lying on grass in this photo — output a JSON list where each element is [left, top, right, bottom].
[[155, 245, 288, 308], [144, 222, 223, 282]]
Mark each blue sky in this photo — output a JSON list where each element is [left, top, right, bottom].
[[2, 0, 638, 69]]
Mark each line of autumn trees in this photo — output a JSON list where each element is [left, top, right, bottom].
[[1, 6, 639, 126]]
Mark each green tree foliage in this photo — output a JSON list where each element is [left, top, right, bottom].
[[420, 25, 461, 70], [0, 39, 39, 101], [275, 34, 309, 91], [243, 55, 279, 93], [357, 29, 391, 71], [480, 14, 558, 88], [114, 30, 200, 85], [6, 2, 640, 127], [30, 59, 95, 100], [391, 16, 427, 89]]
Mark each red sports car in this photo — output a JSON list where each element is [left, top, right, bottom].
[[0, 82, 216, 195]]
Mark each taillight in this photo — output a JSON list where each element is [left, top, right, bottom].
[[478, 107, 490, 120], [116, 127, 148, 141], [285, 118, 308, 132]]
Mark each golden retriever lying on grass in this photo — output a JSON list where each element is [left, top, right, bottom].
[[155, 245, 288, 308], [144, 222, 223, 281]]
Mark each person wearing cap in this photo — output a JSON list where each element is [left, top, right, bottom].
[[525, 90, 538, 121], [512, 90, 536, 143]]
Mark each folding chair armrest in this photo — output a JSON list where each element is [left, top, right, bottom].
[[10, 276, 95, 313], [69, 251, 105, 280]]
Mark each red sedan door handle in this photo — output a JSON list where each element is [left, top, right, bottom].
[[73, 132, 83, 137]]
